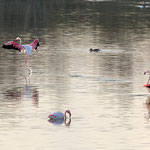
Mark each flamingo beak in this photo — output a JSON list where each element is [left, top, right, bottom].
[[48, 114, 55, 119], [144, 72, 147, 75]]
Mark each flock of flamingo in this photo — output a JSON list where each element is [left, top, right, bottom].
[[2, 37, 71, 125], [3, 36, 150, 125]]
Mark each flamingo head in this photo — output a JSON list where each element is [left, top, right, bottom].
[[65, 110, 71, 118], [16, 37, 22, 44], [144, 70, 150, 75], [48, 114, 55, 119]]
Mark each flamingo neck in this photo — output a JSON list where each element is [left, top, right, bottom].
[[144, 71, 150, 85], [65, 111, 71, 118], [64, 118, 71, 126], [148, 73, 150, 84], [19, 38, 22, 44], [16, 37, 22, 44]]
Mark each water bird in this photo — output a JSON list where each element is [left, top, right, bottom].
[[48, 110, 71, 119], [2, 37, 39, 54], [144, 70, 150, 88], [2, 37, 39, 64], [89, 48, 101, 52]]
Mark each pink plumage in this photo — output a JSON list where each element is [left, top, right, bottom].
[[2, 38, 39, 52], [2, 41, 24, 51], [30, 38, 39, 51]]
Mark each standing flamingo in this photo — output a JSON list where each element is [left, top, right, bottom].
[[2, 37, 39, 62], [48, 110, 71, 120], [2, 37, 39, 53], [144, 70, 150, 88]]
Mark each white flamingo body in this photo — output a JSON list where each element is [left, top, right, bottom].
[[16, 37, 32, 55], [22, 45, 32, 55], [52, 112, 64, 119], [48, 110, 71, 120]]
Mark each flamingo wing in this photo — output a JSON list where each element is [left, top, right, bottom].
[[30, 38, 39, 50], [144, 84, 150, 88], [2, 41, 24, 51]]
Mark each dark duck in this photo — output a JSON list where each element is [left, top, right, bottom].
[[89, 48, 101, 52]]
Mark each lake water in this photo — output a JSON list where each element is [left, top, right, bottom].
[[0, 0, 150, 149]]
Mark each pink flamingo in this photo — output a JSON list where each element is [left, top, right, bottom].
[[144, 70, 150, 88], [48, 110, 71, 120], [2, 37, 39, 52], [2, 37, 39, 63]]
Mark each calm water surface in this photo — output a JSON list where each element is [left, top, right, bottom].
[[0, 0, 150, 150]]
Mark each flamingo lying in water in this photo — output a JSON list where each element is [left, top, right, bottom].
[[48, 110, 71, 120], [144, 70, 150, 88]]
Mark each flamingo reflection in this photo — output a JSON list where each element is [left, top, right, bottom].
[[48, 118, 71, 126], [3, 71, 39, 107]]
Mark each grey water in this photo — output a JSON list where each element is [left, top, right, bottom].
[[0, 0, 150, 149]]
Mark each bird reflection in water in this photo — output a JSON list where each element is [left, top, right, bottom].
[[4, 71, 39, 107], [48, 118, 71, 126], [145, 96, 150, 119]]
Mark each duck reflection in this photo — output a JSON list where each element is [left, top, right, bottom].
[[48, 118, 71, 126], [4, 71, 39, 107]]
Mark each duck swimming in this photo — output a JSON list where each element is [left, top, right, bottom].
[[89, 48, 101, 52]]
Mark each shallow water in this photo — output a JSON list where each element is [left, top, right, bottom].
[[0, 0, 150, 150]]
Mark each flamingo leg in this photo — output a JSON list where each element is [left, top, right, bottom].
[[24, 55, 32, 74], [148, 74, 150, 84], [25, 55, 30, 64]]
